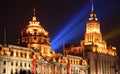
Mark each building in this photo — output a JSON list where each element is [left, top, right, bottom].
[[64, 4, 118, 74], [0, 9, 88, 74]]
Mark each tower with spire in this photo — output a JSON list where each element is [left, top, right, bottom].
[[84, 2, 108, 53], [82, 2, 117, 74], [64, 2, 117, 74], [83, 2, 117, 55]]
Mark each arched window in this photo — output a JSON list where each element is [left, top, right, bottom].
[[16, 62, 18, 66], [3, 61, 6, 65]]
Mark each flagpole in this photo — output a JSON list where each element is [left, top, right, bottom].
[[63, 41, 65, 55], [4, 26, 7, 47]]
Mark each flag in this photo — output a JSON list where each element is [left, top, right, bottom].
[[33, 59, 36, 74], [67, 61, 71, 74], [89, 0, 93, 2]]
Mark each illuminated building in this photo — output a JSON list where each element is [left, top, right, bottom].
[[0, 9, 88, 74], [64, 4, 118, 74]]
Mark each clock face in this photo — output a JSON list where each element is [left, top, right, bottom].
[[88, 24, 93, 29]]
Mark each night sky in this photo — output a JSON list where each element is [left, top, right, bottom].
[[0, 0, 120, 55]]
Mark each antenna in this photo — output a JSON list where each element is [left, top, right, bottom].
[[33, 8, 36, 16], [32, 8, 37, 21]]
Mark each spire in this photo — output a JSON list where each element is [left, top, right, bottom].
[[33, 8, 36, 16], [29, 8, 40, 26], [88, 0, 98, 21], [89, 0, 94, 11], [32, 8, 37, 21], [91, 1, 94, 12]]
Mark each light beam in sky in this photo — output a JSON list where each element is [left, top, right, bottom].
[[51, 0, 117, 50], [103, 28, 120, 40]]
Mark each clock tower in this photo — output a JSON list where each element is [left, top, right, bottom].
[[84, 5, 107, 53], [64, 2, 117, 74]]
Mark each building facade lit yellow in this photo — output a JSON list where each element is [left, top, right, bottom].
[[0, 3, 118, 74], [64, 5, 118, 74], [0, 9, 88, 74]]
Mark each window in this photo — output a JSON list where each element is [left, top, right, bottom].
[[25, 53, 27, 58], [16, 62, 18, 66], [11, 61, 13, 66], [11, 69, 13, 74], [3, 61, 6, 65], [24, 63, 26, 67], [64, 67, 66, 71], [15, 69, 18, 74], [11, 51, 13, 56], [29, 63, 31, 67], [3, 68, 6, 73], [16, 52, 18, 57], [20, 62, 22, 66], [3, 50, 5, 55], [21, 53, 22, 57], [0, 47, 2, 50], [28, 70, 31, 74]]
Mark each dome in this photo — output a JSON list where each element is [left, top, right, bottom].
[[21, 16, 48, 37], [18, 12, 51, 49], [18, 9, 51, 57]]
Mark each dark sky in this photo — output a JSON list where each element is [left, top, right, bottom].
[[0, 0, 120, 55]]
